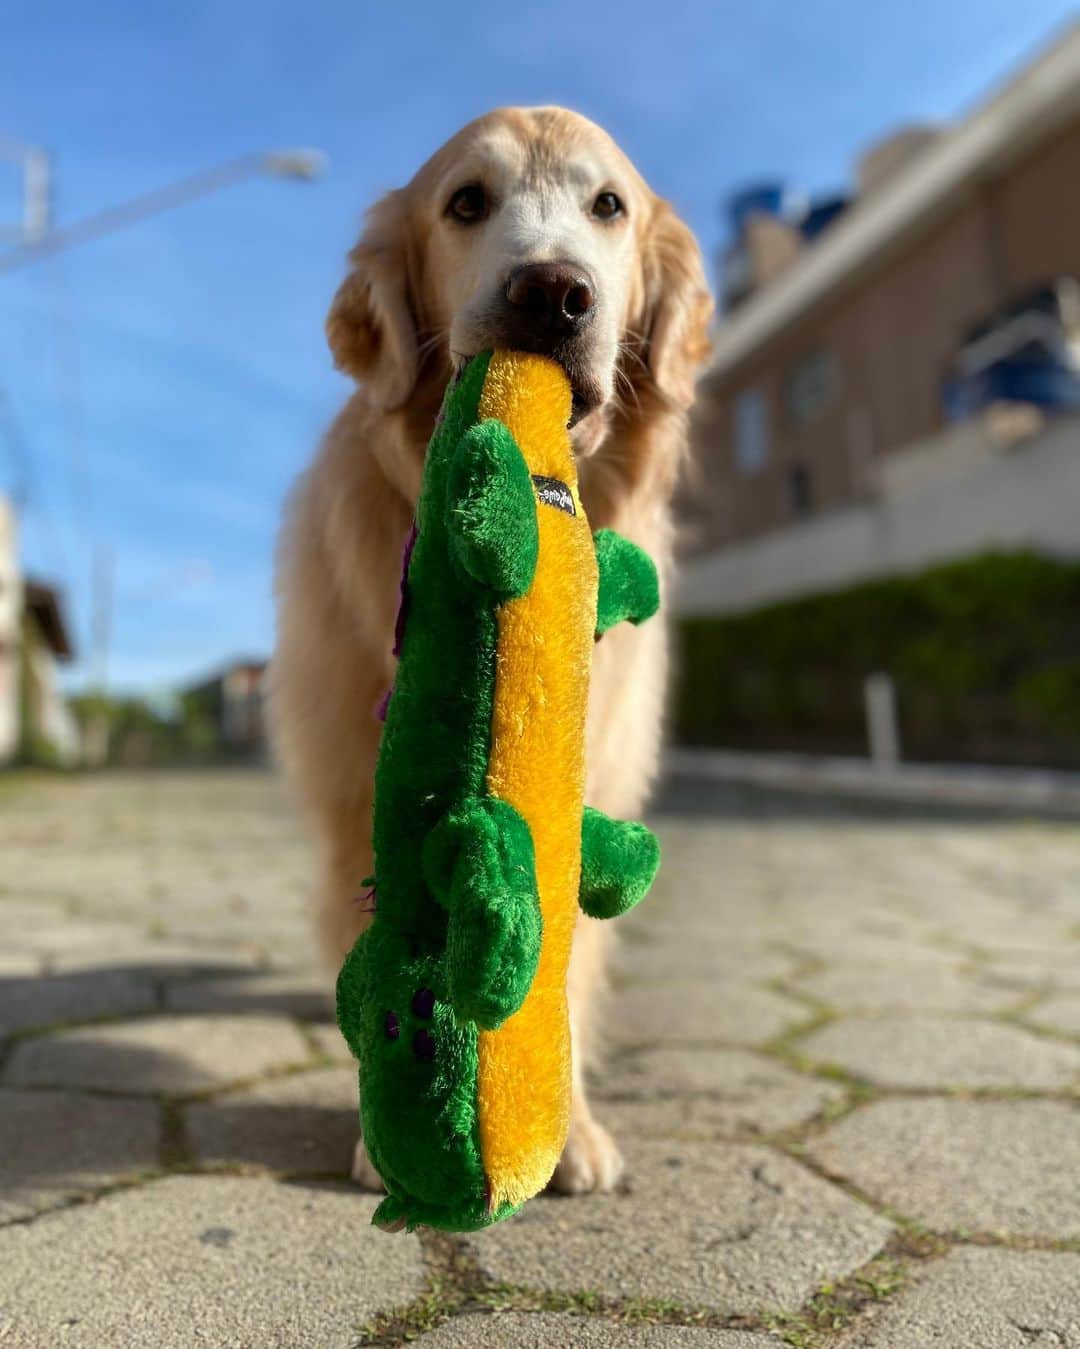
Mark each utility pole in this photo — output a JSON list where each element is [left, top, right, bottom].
[[84, 544, 113, 766], [0, 137, 50, 244]]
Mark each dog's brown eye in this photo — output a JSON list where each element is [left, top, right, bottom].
[[447, 184, 488, 223], [592, 191, 623, 220]]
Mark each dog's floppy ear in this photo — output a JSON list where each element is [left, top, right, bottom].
[[639, 201, 713, 409], [326, 190, 417, 411]]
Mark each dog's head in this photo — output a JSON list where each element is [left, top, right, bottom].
[[327, 107, 712, 448]]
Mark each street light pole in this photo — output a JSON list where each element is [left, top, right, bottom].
[[0, 137, 50, 245], [0, 147, 327, 275]]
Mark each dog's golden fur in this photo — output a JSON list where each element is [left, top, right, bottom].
[[270, 107, 711, 1193]]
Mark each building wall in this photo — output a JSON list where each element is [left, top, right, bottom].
[[23, 618, 80, 765], [688, 117, 1080, 552], [0, 499, 20, 764], [677, 414, 1080, 618]]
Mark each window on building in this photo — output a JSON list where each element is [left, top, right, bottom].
[[787, 462, 814, 517], [733, 387, 770, 474], [786, 349, 838, 427]]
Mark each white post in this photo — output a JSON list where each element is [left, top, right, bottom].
[[864, 672, 900, 770]]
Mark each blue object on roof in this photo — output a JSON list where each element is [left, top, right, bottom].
[[801, 194, 850, 240], [728, 183, 790, 238], [942, 355, 1080, 420]]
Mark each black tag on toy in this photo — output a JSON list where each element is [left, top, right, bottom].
[[532, 475, 576, 516]]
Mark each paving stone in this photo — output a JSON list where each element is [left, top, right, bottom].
[[844, 1247, 1080, 1347], [981, 950, 1080, 994], [1024, 997, 1080, 1038], [607, 980, 808, 1049], [602, 1088, 840, 1143], [4, 1014, 313, 1096], [599, 1049, 843, 1135], [7, 919, 150, 959], [791, 962, 1015, 1014], [0, 1175, 423, 1348], [308, 1022, 354, 1063], [785, 932, 958, 968], [798, 1015, 1080, 1089], [4, 856, 147, 907], [0, 953, 41, 976], [0, 899, 72, 932], [185, 1067, 357, 1174], [0, 1089, 160, 1223], [415, 1314, 777, 1347], [50, 939, 262, 977], [164, 969, 332, 1019], [464, 1140, 890, 1315], [967, 924, 1080, 958], [808, 1097, 1080, 1238], [614, 937, 795, 985], [0, 968, 156, 1038]]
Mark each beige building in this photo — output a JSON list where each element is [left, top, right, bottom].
[[183, 659, 268, 757], [0, 496, 78, 765], [680, 25, 1080, 615]]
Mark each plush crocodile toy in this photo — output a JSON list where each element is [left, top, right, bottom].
[[336, 349, 661, 1233]]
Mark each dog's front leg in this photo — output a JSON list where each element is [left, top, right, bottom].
[[549, 914, 624, 1193]]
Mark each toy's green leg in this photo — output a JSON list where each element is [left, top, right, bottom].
[[446, 421, 539, 598], [594, 529, 660, 637], [423, 797, 541, 1029], [578, 806, 660, 919], [372, 1194, 410, 1234]]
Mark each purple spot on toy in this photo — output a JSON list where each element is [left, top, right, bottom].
[[411, 987, 435, 1019], [412, 1028, 436, 1060], [384, 1011, 400, 1041], [374, 687, 392, 722], [392, 523, 419, 658]]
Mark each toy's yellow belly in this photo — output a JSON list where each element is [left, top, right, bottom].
[[475, 353, 597, 1210]]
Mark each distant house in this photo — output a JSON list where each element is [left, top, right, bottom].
[[680, 25, 1080, 618], [0, 496, 79, 765], [182, 659, 268, 756]]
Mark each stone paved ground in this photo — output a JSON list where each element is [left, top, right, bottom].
[[0, 769, 1077, 1347]]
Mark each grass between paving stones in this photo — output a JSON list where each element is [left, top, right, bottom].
[[159, 1099, 191, 1169], [784, 1135, 1080, 1254], [763, 1253, 909, 1348], [1002, 1006, 1080, 1050], [351, 1227, 779, 1344], [352, 1227, 951, 1348], [758, 977, 1080, 1103]]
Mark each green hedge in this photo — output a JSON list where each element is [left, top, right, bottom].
[[675, 550, 1080, 767]]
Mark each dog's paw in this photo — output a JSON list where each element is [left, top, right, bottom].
[[351, 1139, 386, 1192], [550, 1115, 624, 1195]]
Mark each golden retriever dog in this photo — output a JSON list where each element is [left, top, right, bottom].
[[270, 106, 711, 1194]]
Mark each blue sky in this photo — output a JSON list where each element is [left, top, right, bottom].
[[0, 0, 1076, 695]]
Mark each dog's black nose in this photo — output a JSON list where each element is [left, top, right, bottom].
[[501, 262, 596, 350]]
